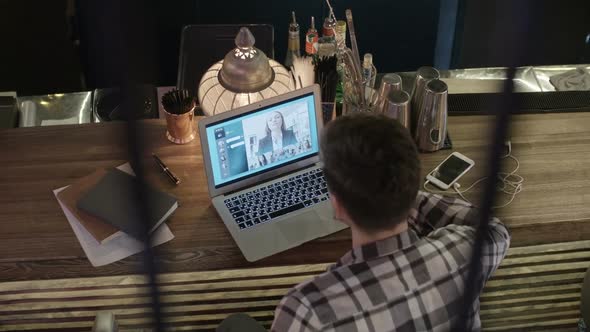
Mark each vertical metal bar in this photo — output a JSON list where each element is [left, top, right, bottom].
[[80, 0, 164, 329], [455, 1, 534, 330], [124, 92, 164, 331], [118, 0, 164, 328], [455, 67, 515, 330]]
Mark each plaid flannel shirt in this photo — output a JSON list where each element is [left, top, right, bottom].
[[271, 191, 510, 331]]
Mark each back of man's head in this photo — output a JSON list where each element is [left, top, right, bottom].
[[320, 113, 421, 233]]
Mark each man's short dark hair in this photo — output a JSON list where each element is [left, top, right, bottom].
[[320, 113, 420, 232]]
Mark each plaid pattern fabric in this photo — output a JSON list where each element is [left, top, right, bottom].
[[271, 191, 510, 331]]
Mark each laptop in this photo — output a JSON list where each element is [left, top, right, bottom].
[[199, 84, 347, 262]]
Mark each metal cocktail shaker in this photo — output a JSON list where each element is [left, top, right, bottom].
[[378, 73, 403, 97], [414, 79, 448, 152], [377, 73, 403, 115], [383, 90, 411, 130], [410, 67, 440, 135]]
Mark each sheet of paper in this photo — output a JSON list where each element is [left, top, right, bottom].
[[53, 163, 174, 267], [118, 162, 135, 175]]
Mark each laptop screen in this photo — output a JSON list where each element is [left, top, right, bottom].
[[205, 92, 319, 188]]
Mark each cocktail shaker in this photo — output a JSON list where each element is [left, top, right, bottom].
[[378, 73, 402, 97], [414, 79, 448, 152], [410, 67, 440, 135], [376, 73, 402, 115], [383, 90, 411, 130]]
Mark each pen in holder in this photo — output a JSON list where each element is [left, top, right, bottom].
[[339, 49, 380, 114], [338, 47, 368, 113], [162, 89, 196, 144]]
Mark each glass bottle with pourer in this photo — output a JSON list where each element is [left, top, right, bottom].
[[284, 11, 301, 69]]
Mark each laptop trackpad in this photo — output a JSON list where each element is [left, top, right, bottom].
[[279, 210, 329, 243]]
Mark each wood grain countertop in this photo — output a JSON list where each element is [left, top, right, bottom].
[[1, 113, 589, 281]]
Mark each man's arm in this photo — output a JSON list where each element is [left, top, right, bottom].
[[408, 191, 507, 233], [408, 191, 511, 279], [271, 292, 320, 332]]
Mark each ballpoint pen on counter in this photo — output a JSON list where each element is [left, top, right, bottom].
[[152, 153, 181, 185]]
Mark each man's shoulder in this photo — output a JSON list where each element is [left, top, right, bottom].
[[273, 267, 355, 331], [272, 273, 327, 331], [284, 268, 331, 300], [277, 267, 348, 319]]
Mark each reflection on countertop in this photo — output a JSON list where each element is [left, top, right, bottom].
[[397, 64, 590, 94], [18, 92, 92, 127], [11, 65, 590, 128]]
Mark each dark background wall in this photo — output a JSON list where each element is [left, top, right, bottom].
[[453, 0, 590, 68], [0, 1, 84, 95], [0, 0, 588, 95], [75, 0, 442, 91], [0, 0, 441, 95]]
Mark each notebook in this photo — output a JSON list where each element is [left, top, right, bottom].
[[56, 168, 122, 244], [77, 168, 178, 239]]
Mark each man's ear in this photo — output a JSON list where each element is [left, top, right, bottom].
[[330, 192, 352, 226]]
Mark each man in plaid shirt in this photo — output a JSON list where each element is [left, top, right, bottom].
[[270, 113, 510, 331]]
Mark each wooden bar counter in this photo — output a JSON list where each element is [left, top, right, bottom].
[[1, 113, 589, 282]]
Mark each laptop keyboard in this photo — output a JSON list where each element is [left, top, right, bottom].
[[223, 168, 329, 230]]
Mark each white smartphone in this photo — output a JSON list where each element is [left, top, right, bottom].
[[426, 152, 475, 190]]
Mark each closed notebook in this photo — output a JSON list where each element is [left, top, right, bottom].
[[56, 169, 122, 244], [77, 168, 178, 239]]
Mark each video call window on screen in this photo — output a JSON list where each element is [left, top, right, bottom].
[[243, 106, 312, 171], [206, 94, 319, 187]]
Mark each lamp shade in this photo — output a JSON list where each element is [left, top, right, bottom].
[[198, 27, 294, 116]]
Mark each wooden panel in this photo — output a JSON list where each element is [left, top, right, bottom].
[[506, 240, 590, 256], [0, 112, 589, 281], [0, 240, 587, 331], [0, 263, 329, 292], [485, 272, 585, 289], [483, 319, 580, 332]]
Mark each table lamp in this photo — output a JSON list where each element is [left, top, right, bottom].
[[198, 27, 295, 116]]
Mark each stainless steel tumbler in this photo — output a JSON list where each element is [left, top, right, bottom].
[[383, 90, 411, 130], [378, 73, 403, 98], [410, 67, 440, 135], [414, 79, 448, 152]]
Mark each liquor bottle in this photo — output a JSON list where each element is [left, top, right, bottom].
[[317, 10, 337, 58], [284, 11, 300, 69], [322, 15, 336, 40], [363, 53, 378, 99], [334, 20, 347, 116], [305, 16, 319, 56], [335, 20, 347, 48], [362, 53, 377, 89]]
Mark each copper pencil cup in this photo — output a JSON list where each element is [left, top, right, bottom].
[[164, 104, 196, 144]]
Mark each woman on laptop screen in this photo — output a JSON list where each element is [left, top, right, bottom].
[[258, 111, 298, 157], [240, 99, 314, 172]]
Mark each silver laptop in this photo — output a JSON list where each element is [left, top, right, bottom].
[[199, 85, 347, 262]]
